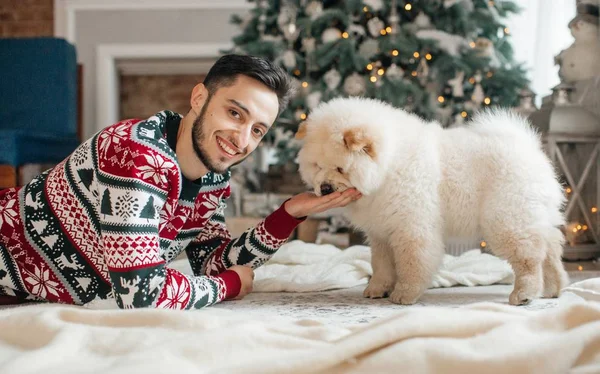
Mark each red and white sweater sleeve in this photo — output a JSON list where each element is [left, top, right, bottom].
[[185, 199, 305, 277]]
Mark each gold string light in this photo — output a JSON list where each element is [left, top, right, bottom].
[[363, 6, 368, 12], [370, 76, 377, 82], [367, 63, 373, 70], [480, 241, 487, 248], [469, 77, 476, 84], [425, 53, 432, 60], [301, 81, 309, 88], [386, 26, 392, 33], [392, 49, 399, 56], [461, 111, 468, 118], [380, 29, 387, 35], [413, 51, 420, 58], [469, 41, 476, 48], [504, 27, 510, 35], [342, 32, 349, 38], [300, 113, 307, 120], [592, 206, 598, 213], [405, 3, 412, 10], [411, 71, 417, 77], [484, 97, 491, 105], [377, 68, 385, 76], [437, 96, 445, 103], [566, 187, 572, 194], [293, 69, 301, 76], [486, 71, 493, 78]]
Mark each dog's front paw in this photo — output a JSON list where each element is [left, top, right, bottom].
[[363, 280, 393, 299], [388, 284, 424, 305]]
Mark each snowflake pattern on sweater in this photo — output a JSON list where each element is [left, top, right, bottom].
[[0, 111, 303, 309]]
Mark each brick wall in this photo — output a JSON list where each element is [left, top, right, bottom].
[[119, 74, 206, 120], [0, 0, 54, 37]]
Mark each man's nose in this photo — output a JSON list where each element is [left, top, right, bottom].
[[233, 127, 252, 150]]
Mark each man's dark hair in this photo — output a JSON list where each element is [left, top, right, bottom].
[[203, 54, 295, 116]]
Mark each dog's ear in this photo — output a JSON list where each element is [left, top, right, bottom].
[[295, 121, 307, 140], [343, 128, 376, 158]]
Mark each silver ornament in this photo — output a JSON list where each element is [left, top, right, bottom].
[[358, 39, 380, 59], [324, 68, 342, 91], [367, 17, 385, 38], [343, 73, 367, 96], [322, 28, 342, 43]]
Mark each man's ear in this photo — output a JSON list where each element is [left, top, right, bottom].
[[343, 128, 376, 158], [190, 83, 209, 114], [295, 121, 308, 140]]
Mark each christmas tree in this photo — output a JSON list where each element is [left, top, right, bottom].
[[225, 0, 529, 165]]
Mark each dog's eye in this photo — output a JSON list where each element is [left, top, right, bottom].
[[337, 167, 344, 173]]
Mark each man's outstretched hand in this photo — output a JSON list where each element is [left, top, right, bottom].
[[284, 188, 362, 218]]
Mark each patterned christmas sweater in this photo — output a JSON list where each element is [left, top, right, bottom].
[[0, 111, 303, 309]]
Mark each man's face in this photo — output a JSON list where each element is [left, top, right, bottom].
[[191, 75, 280, 174]]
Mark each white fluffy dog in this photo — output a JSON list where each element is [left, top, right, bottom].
[[296, 97, 569, 306]]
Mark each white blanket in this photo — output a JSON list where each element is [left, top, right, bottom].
[[0, 292, 599, 374], [172, 240, 515, 292]]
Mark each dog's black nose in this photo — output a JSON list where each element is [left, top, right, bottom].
[[320, 183, 334, 196]]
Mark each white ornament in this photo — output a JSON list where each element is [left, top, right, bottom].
[[474, 37, 500, 67], [472, 84, 485, 105], [447, 71, 465, 97], [358, 39, 380, 59], [282, 50, 297, 69], [306, 91, 322, 110], [302, 38, 316, 53], [322, 28, 342, 43], [324, 68, 342, 91], [306, 1, 323, 19], [343, 73, 367, 96], [415, 30, 469, 56], [363, 0, 384, 11], [347, 23, 367, 38], [386, 63, 405, 81], [367, 17, 385, 38], [414, 12, 432, 29]]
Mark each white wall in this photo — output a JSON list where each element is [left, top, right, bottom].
[[61, 5, 248, 139]]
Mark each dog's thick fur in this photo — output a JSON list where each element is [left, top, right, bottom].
[[296, 97, 569, 306]]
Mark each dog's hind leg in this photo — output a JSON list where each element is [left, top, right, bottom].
[[364, 238, 396, 298], [541, 227, 570, 298], [486, 230, 545, 305]]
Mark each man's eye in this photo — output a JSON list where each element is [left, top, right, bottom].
[[229, 109, 241, 119], [252, 128, 264, 136]]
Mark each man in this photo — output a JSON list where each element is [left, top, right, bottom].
[[0, 54, 361, 309]]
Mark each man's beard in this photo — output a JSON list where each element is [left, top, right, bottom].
[[191, 99, 247, 175]]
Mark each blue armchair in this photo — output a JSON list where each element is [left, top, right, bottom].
[[0, 37, 80, 187]]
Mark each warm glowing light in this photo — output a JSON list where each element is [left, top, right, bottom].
[[377, 68, 385, 75], [413, 51, 420, 58], [380, 29, 387, 35], [386, 26, 392, 33], [469, 77, 476, 84], [577, 224, 583, 230], [370, 76, 377, 82], [425, 53, 432, 60], [300, 113, 307, 120], [486, 71, 493, 78], [367, 63, 373, 70], [405, 4, 412, 10], [566, 187, 572, 194], [461, 111, 468, 118], [583, 225, 589, 231], [504, 27, 510, 34], [572, 227, 578, 233], [293, 69, 301, 76], [342, 32, 349, 38], [592, 206, 598, 213], [484, 97, 491, 105], [301, 81, 308, 88], [480, 241, 487, 248], [411, 71, 418, 77], [578, 265, 583, 271], [469, 41, 476, 48], [392, 49, 399, 56], [437, 96, 445, 103], [363, 6, 368, 12]]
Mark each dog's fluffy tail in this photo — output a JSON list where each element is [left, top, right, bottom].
[[468, 107, 542, 148]]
